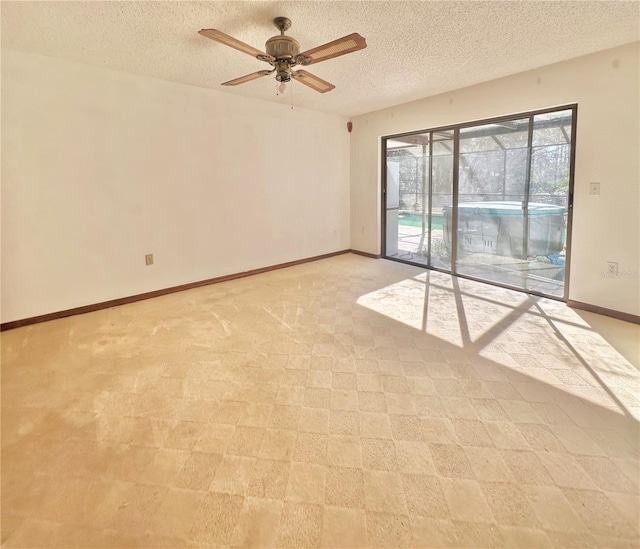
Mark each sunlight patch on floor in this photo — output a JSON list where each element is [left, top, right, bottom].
[[357, 271, 640, 420]]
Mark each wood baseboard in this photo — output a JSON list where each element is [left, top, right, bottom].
[[5, 251, 636, 330], [0, 249, 350, 331], [567, 300, 640, 325], [350, 249, 381, 259]]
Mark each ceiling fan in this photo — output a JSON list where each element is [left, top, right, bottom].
[[198, 17, 366, 94]]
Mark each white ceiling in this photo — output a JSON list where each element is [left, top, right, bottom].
[[2, 1, 639, 117]]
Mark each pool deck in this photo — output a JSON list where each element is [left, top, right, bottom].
[[390, 224, 564, 297]]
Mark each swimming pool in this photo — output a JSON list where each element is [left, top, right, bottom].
[[398, 212, 443, 230]]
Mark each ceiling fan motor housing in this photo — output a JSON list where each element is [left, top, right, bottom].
[[265, 35, 300, 59]]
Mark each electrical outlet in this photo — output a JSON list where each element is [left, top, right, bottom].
[[589, 182, 600, 195], [145, 254, 154, 266], [607, 261, 618, 276]]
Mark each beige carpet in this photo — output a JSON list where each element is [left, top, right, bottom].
[[2, 253, 639, 548]]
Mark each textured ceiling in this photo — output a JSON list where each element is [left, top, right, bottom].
[[2, 1, 639, 117]]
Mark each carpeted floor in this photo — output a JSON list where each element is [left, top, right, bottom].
[[2, 253, 638, 548]]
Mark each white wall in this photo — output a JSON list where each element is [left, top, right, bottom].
[[1, 50, 350, 323], [350, 42, 640, 317]]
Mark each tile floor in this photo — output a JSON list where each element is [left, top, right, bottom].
[[1, 253, 639, 548]]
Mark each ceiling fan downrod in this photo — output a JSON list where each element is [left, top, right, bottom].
[[273, 17, 291, 35]]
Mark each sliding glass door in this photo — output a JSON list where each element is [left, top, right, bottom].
[[385, 133, 430, 265], [526, 110, 573, 295], [431, 131, 454, 271], [382, 106, 575, 300], [455, 117, 532, 289]]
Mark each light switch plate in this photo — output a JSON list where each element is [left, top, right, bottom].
[[589, 182, 600, 195]]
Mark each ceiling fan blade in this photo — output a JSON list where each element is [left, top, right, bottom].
[[299, 33, 366, 65], [222, 70, 273, 86], [199, 29, 274, 61], [291, 70, 335, 93]]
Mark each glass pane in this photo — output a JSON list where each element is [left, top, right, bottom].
[[455, 119, 531, 289], [532, 111, 572, 146], [526, 110, 573, 297], [385, 153, 400, 256], [432, 130, 453, 270], [385, 134, 430, 265]]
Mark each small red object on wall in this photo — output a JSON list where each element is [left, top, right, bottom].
[[347, 122, 353, 133]]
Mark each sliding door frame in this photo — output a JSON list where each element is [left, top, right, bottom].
[[381, 103, 578, 302], [426, 137, 434, 262], [381, 138, 388, 257]]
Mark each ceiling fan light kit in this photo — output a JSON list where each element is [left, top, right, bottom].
[[198, 17, 366, 94]]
